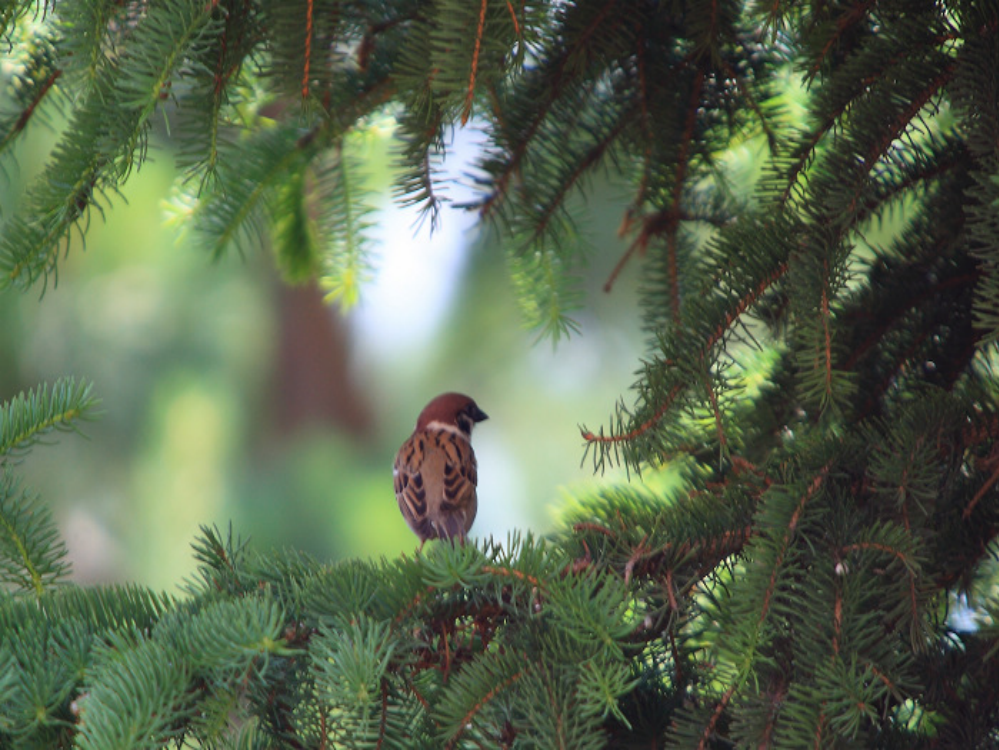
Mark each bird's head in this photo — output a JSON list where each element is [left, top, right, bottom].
[[416, 393, 488, 438]]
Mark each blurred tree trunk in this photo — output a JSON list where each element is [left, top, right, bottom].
[[271, 281, 373, 440]]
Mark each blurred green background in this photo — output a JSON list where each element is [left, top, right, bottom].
[[1, 118, 650, 590]]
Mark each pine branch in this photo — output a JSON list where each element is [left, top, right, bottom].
[[581, 234, 789, 459], [0, 471, 70, 594], [75, 636, 193, 750], [461, 0, 490, 125], [803, 0, 877, 79], [0, 37, 62, 160], [184, 125, 315, 259], [435, 650, 525, 748], [0, 0, 36, 43], [0, 0, 223, 290], [0, 377, 99, 462]]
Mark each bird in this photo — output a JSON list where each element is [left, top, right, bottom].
[[393, 393, 488, 544]]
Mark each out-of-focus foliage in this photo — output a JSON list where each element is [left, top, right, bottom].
[[0, 0, 772, 339], [0, 130, 644, 586]]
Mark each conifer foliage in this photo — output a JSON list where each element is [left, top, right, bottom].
[[2, 0, 999, 748]]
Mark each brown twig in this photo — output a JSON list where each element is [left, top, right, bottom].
[[462, 0, 489, 125], [301, 0, 314, 99], [445, 670, 524, 749], [758, 464, 830, 627], [963, 461, 999, 519], [481, 565, 542, 589]]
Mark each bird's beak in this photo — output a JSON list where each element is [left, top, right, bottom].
[[472, 406, 489, 423]]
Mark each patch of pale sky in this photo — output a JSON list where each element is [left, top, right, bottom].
[[353, 199, 479, 356], [352, 125, 485, 357]]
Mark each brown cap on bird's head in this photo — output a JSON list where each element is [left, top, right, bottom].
[[415, 393, 488, 435]]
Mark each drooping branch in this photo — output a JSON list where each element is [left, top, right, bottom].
[[583, 259, 789, 446]]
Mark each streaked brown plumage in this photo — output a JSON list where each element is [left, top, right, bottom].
[[393, 393, 488, 543]]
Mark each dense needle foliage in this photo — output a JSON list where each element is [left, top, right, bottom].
[[2, 0, 999, 747]]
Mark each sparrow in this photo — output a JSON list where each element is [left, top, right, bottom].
[[393, 393, 488, 544]]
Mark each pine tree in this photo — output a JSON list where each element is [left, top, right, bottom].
[[3, 0, 999, 748]]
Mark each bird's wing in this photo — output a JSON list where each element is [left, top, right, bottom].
[[435, 431, 478, 511], [394, 433, 429, 536], [394, 431, 478, 540], [432, 432, 478, 539]]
